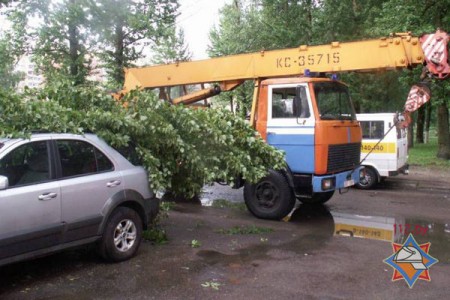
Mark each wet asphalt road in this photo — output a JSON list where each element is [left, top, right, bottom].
[[1, 166, 449, 299]]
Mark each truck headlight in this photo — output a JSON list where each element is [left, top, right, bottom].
[[321, 177, 335, 191]]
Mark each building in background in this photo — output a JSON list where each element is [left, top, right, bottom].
[[15, 56, 44, 92]]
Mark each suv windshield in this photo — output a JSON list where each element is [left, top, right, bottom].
[[314, 82, 356, 121]]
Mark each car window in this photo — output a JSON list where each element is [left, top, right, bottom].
[[56, 140, 114, 178], [0, 141, 50, 187]]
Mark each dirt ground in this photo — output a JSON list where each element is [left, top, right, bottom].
[[1, 166, 449, 299]]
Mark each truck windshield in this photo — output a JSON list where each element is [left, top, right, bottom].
[[314, 82, 356, 121]]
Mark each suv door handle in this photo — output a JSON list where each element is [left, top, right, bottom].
[[106, 180, 121, 187], [38, 192, 57, 201]]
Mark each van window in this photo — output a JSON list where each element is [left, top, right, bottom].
[[361, 121, 384, 139]]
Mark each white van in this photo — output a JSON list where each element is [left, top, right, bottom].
[[356, 113, 409, 189]]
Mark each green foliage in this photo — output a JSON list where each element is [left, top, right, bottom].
[[211, 199, 247, 211], [142, 201, 174, 244], [142, 226, 168, 244], [0, 37, 23, 90], [152, 27, 192, 65], [0, 84, 285, 197], [5, 0, 92, 84], [91, 0, 179, 87], [190, 239, 201, 248], [2, 0, 179, 88], [215, 225, 274, 235]]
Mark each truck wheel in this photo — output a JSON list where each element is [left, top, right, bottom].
[[356, 167, 378, 189], [298, 190, 334, 204], [98, 207, 143, 262], [244, 170, 295, 220]]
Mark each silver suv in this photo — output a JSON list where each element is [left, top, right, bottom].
[[0, 133, 158, 266]]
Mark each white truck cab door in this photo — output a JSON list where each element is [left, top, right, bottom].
[[266, 84, 316, 173]]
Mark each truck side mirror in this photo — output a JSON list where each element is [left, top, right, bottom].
[[0, 176, 9, 190]]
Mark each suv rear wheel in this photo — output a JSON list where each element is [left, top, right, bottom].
[[98, 207, 143, 262]]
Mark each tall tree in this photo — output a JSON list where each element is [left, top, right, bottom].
[[208, 0, 257, 116], [4, 0, 91, 85], [89, 0, 179, 88], [151, 26, 192, 102], [152, 27, 192, 64], [375, 0, 450, 159], [33, 0, 91, 84]]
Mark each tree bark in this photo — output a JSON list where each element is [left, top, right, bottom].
[[415, 105, 425, 143], [113, 18, 125, 86], [68, 0, 80, 83], [408, 117, 414, 149], [425, 101, 432, 143], [436, 102, 450, 159]]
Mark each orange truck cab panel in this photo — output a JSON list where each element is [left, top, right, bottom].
[[255, 76, 362, 194]]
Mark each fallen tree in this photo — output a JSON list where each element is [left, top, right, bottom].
[[0, 82, 285, 197]]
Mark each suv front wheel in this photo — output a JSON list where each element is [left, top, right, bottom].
[[98, 207, 143, 262]]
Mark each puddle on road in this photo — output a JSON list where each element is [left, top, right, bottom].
[[199, 197, 450, 264], [288, 204, 449, 263]]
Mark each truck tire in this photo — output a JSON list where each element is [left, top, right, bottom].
[[356, 167, 378, 189], [98, 207, 143, 262], [298, 190, 334, 205], [244, 170, 295, 220]]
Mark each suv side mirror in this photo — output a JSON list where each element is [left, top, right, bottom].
[[0, 176, 9, 190]]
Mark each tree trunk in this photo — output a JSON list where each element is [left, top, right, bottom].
[[415, 105, 425, 143], [68, 0, 80, 83], [425, 101, 432, 143], [408, 117, 414, 149], [436, 102, 450, 159], [113, 18, 125, 86]]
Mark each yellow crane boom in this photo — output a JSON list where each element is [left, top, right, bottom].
[[123, 33, 430, 94]]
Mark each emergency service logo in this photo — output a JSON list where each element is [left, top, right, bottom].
[[383, 234, 438, 288]]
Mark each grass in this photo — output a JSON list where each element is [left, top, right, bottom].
[[211, 199, 247, 211], [408, 137, 450, 169], [215, 225, 274, 235]]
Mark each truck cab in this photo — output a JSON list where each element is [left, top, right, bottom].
[[243, 77, 363, 219], [356, 113, 409, 189]]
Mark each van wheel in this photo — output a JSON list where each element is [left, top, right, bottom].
[[356, 167, 378, 189], [98, 207, 143, 262], [244, 170, 295, 220], [298, 190, 334, 204]]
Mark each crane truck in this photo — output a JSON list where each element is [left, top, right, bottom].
[[121, 30, 449, 220]]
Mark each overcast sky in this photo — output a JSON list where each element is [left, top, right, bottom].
[[178, 0, 231, 60]]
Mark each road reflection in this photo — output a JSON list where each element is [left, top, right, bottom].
[[284, 204, 450, 263]]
